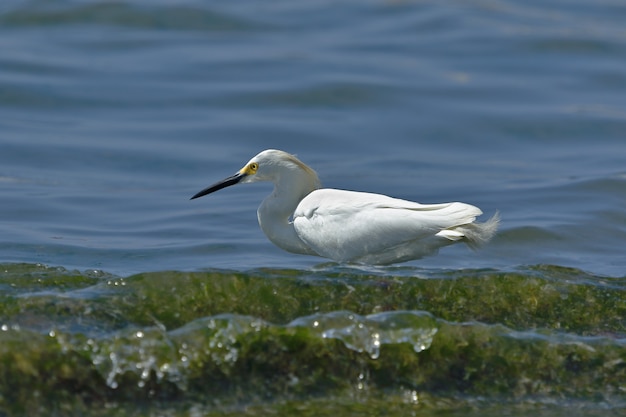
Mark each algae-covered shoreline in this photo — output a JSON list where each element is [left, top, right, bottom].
[[1, 263, 625, 416]]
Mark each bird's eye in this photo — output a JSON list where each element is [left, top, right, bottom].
[[249, 163, 258, 172]]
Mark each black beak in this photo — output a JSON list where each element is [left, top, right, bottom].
[[190, 172, 246, 200]]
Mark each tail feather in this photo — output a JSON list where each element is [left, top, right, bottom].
[[458, 211, 500, 249]]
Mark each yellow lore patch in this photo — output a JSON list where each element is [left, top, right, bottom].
[[240, 162, 258, 176]]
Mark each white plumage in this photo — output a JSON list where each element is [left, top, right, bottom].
[[191, 149, 499, 265]]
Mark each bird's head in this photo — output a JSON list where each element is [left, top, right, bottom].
[[190, 149, 320, 200]]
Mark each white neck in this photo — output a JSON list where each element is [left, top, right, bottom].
[[257, 169, 320, 255]]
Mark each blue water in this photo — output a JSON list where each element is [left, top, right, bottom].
[[1, 0, 625, 277]]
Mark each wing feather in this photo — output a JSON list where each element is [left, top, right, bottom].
[[293, 189, 482, 262]]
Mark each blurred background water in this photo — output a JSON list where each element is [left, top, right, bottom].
[[1, 0, 625, 276], [1, 0, 625, 415]]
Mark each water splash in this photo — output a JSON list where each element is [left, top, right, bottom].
[[85, 327, 182, 390], [290, 310, 438, 359], [78, 310, 438, 390], [172, 314, 267, 367]]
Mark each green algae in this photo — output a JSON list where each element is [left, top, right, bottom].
[[101, 266, 626, 334], [0, 263, 625, 416]]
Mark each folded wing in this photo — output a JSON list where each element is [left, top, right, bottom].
[[293, 189, 488, 264]]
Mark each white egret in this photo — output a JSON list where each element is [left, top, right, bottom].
[[191, 149, 499, 265]]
